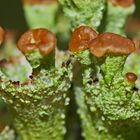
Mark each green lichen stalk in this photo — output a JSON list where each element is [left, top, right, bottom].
[[83, 54, 140, 140], [0, 29, 72, 140], [23, 0, 59, 32], [0, 1, 140, 140], [100, 1, 135, 35], [58, 0, 105, 30], [81, 33, 139, 139]]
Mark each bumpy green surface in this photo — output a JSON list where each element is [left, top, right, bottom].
[[73, 50, 97, 140], [100, 2, 135, 35], [76, 53, 140, 140], [0, 53, 72, 140], [58, 0, 105, 30]]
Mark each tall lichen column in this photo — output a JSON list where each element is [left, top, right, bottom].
[[59, 0, 105, 138], [100, 0, 135, 35], [68, 26, 99, 139], [22, 0, 59, 32], [58, 0, 105, 30], [0, 29, 72, 140], [81, 32, 140, 140]]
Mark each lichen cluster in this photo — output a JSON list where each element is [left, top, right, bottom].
[[0, 0, 140, 140]]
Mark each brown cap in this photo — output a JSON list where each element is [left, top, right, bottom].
[[22, 0, 57, 5], [69, 26, 98, 53], [89, 32, 135, 57], [0, 59, 7, 68], [125, 72, 137, 84], [17, 29, 56, 56], [108, 0, 134, 7], [0, 26, 5, 45]]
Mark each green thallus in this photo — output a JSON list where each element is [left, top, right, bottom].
[[0, 28, 72, 140]]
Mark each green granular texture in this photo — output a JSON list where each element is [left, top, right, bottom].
[[77, 55, 140, 140], [0, 64, 72, 140], [59, 0, 105, 30]]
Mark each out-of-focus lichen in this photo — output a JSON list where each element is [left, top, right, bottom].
[[0, 127, 15, 140], [0, 30, 32, 82], [58, 0, 105, 30], [99, 0, 135, 35], [23, 0, 59, 32], [0, 28, 72, 140], [124, 51, 140, 88]]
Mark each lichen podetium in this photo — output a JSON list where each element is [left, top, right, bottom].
[[0, 0, 140, 140], [0, 28, 72, 140], [99, 0, 135, 35], [58, 0, 105, 30], [69, 26, 140, 140]]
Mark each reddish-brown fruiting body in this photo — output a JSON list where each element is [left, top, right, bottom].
[[89, 32, 135, 57], [0, 122, 4, 132], [0, 26, 5, 45], [108, 0, 134, 7], [23, 0, 57, 5], [125, 72, 137, 84], [17, 29, 57, 56], [69, 26, 98, 53], [0, 59, 7, 68]]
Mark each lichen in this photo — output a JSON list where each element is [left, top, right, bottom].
[[0, 127, 15, 140], [100, 1, 135, 35], [58, 0, 105, 30]]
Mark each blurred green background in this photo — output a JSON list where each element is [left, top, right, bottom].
[[0, 0, 140, 34]]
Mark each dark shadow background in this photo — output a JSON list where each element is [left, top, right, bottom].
[[0, 0, 28, 34], [134, 0, 140, 17]]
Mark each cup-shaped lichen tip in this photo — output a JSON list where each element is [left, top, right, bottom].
[[17, 28, 57, 56], [0, 26, 5, 45], [68, 26, 98, 53], [125, 72, 138, 84], [89, 32, 135, 57]]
